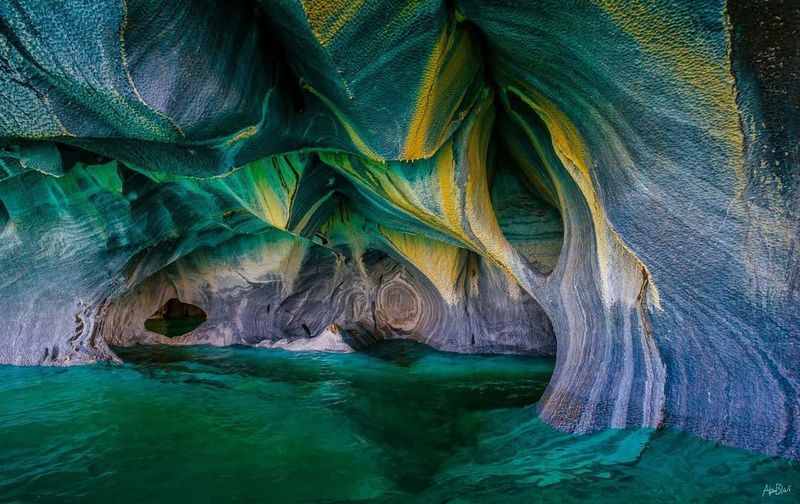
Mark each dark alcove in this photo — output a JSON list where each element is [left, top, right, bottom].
[[144, 298, 207, 337]]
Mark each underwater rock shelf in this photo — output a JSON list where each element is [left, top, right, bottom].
[[0, 0, 797, 461]]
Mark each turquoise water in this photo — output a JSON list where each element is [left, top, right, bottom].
[[0, 343, 796, 503]]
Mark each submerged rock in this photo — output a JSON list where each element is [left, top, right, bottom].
[[257, 324, 355, 353], [0, 0, 796, 460]]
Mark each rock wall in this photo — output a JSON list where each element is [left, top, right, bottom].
[[102, 234, 556, 356]]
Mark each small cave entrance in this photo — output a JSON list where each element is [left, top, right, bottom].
[[144, 298, 207, 337]]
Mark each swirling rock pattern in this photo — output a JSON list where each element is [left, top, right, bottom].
[[0, 0, 797, 459]]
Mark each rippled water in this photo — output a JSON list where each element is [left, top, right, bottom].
[[0, 343, 796, 503]]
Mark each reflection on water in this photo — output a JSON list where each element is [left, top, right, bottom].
[[143, 317, 207, 337], [0, 342, 796, 503]]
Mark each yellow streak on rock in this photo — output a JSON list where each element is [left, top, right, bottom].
[[301, 81, 383, 161], [291, 189, 335, 235], [326, 93, 531, 293], [300, 0, 365, 46], [224, 125, 258, 147], [403, 25, 474, 160], [218, 157, 303, 231], [249, 159, 291, 230], [436, 142, 463, 232], [381, 228, 463, 304], [507, 85, 660, 308], [509, 87, 615, 298], [593, 0, 744, 173], [460, 97, 526, 285], [327, 153, 451, 242], [233, 234, 308, 297]]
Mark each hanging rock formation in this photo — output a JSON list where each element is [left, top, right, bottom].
[[0, 0, 797, 460]]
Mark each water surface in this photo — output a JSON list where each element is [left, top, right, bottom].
[[0, 343, 796, 502]]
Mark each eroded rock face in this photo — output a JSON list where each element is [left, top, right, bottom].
[[0, 0, 797, 459], [101, 235, 555, 356]]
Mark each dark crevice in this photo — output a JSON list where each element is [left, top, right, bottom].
[[252, 4, 306, 115], [54, 142, 112, 172], [0, 199, 8, 232], [144, 298, 207, 337]]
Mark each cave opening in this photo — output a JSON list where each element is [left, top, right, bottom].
[[143, 298, 208, 337]]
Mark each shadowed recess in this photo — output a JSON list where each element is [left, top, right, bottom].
[[143, 298, 208, 337]]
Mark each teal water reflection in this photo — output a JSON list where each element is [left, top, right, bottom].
[[0, 343, 796, 502]]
